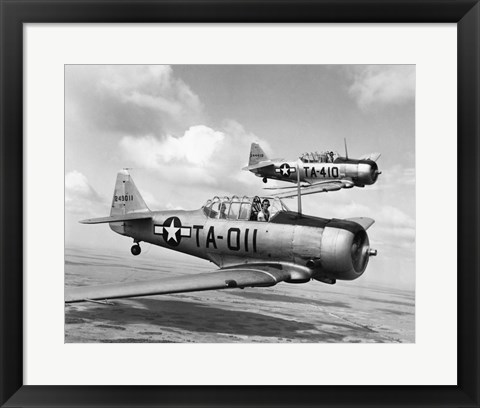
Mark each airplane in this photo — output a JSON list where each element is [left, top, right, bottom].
[[65, 169, 377, 304], [242, 141, 382, 198]]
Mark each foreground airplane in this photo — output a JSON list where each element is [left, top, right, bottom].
[[243, 142, 381, 198], [65, 170, 377, 303]]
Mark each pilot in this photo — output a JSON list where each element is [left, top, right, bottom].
[[250, 196, 261, 221], [219, 203, 228, 219], [257, 199, 270, 222]]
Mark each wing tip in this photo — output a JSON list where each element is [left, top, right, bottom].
[[347, 217, 375, 230]]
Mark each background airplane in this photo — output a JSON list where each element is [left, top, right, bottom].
[[65, 170, 377, 303], [243, 142, 381, 198]]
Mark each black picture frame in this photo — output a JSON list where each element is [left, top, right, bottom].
[[1, 1, 479, 407]]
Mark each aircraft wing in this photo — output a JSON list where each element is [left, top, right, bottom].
[[263, 183, 311, 190], [359, 152, 381, 162], [271, 179, 354, 198], [65, 264, 299, 303], [346, 217, 375, 230]]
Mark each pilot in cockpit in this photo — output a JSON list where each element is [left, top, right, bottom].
[[257, 199, 271, 222], [219, 203, 228, 219]]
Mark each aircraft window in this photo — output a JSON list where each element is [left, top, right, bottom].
[[280, 199, 290, 212], [250, 199, 261, 221], [204, 196, 288, 219], [208, 202, 223, 219], [227, 202, 241, 220], [217, 201, 229, 219], [269, 200, 283, 219], [211, 202, 220, 218], [238, 203, 250, 220], [299, 151, 340, 163], [203, 202, 215, 217]]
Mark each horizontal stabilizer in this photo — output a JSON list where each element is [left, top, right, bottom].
[[65, 264, 304, 303], [359, 152, 381, 162], [80, 212, 152, 224], [346, 217, 375, 230], [242, 161, 275, 171]]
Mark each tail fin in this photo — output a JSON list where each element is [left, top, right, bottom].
[[248, 143, 269, 166], [110, 169, 150, 216]]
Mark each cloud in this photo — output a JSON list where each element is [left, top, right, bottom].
[[300, 195, 415, 252], [348, 66, 415, 110], [65, 171, 106, 215], [353, 203, 415, 246], [65, 65, 204, 136], [101, 65, 202, 121], [374, 205, 415, 239], [121, 125, 224, 167], [118, 121, 270, 193], [371, 164, 415, 191]]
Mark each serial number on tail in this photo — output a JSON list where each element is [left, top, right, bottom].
[[115, 195, 134, 202]]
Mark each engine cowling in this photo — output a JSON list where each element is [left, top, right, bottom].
[[314, 221, 375, 281], [357, 160, 380, 185]]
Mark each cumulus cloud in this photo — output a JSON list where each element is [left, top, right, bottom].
[[65, 171, 105, 215], [348, 66, 415, 110], [65, 65, 204, 136], [121, 125, 224, 167], [119, 121, 270, 192], [101, 65, 202, 121]]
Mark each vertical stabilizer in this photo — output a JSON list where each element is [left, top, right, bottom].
[[110, 170, 150, 216], [248, 143, 269, 166]]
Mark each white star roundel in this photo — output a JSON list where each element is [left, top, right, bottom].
[[154, 217, 191, 247], [275, 163, 296, 177]]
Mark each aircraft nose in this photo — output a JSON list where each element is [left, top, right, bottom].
[[358, 160, 380, 185], [370, 161, 380, 183], [318, 225, 376, 280], [350, 229, 370, 273]]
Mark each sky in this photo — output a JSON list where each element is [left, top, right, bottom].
[[65, 65, 415, 290]]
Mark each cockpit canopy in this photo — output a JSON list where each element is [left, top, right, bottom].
[[299, 151, 339, 163], [202, 195, 289, 222]]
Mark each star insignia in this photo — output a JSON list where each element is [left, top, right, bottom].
[[275, 163, 296, 177], [154, 217, 191, 247]]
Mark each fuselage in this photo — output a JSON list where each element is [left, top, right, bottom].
[[253, 157, 380, 187], [110, 208, 372, 282]]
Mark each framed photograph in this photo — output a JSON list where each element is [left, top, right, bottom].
[[1, 0, 479, 407], [62, 63, 415, 345]]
